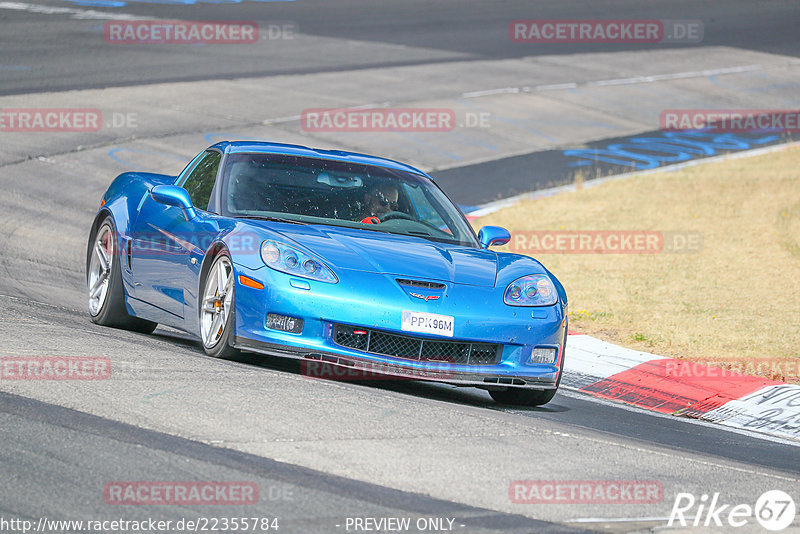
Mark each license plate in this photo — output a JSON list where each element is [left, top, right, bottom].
[[401, 311, 454, 338]]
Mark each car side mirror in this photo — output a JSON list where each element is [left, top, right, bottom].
[[478, 226, 511, 249], [151, 185, 196, 220]]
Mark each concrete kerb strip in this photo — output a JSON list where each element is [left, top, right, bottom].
[[564, 335, 800, 443]]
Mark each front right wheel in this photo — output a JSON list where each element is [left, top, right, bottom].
[[489, 388, 557, 406], [491, 328, 567, 406]]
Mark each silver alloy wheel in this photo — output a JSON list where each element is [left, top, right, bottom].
[[201, 255, 234, 348], [88, 223, 114, 316]]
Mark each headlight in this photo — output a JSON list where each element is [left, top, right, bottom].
[[504, 275, 557, 306], [260, 240, 338, 283]]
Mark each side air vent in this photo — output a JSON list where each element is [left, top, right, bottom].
[[483, 377, 527, 386], [396, 278, 446, 290]]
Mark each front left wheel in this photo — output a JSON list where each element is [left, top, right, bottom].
[[199, 253, 240, 359]]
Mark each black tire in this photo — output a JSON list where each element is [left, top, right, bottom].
[[86, 216, 158, 334], [199, 252, 240, 359], [490, 321, 568, 407], [489, 387, 557, 406]]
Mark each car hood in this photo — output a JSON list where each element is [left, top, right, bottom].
[[267, 223, 498, 287]]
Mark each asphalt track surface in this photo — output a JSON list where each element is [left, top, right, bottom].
[[1, 0, 799, 95], [0, 390, 582, 534], [1, 1, 799, 533]]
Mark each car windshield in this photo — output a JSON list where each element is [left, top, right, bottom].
[[221, 153, 478, 247]]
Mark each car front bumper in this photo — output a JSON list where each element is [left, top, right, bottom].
[[232, 263, 567, 389]]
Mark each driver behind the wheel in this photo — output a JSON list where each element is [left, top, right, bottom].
[[358, 182, 399, 224]]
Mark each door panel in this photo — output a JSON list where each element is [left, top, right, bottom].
[[129, 150, 222, 320]]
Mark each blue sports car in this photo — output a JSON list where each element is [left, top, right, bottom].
[[86, 141, 568, 405]]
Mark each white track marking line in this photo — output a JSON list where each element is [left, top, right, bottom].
[[586, 64, 769, 86], [461, 87, 524, 98], [533, 82, 578, 91], [461, 60, 800, 98], [564, 516, 671, 523], [0, 1, 145, 20]]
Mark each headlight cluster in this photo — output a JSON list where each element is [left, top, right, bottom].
[[504, 275, 557, 306], [260, 240, 338, 283]]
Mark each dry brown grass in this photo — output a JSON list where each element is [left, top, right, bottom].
[[473, 146, 800, 382]]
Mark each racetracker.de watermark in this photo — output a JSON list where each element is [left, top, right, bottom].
[[0, 109, 137, 132], [300, 108, 456, 132], [507, 231, 703, 254], [509, 19, 703, 43], [509, 480, 663, 504], [104, 482, 259, 505], [1, 109, 101, 132], [661, 109, 800, 133], [129, 231, 261, 256], [104, 21, 296, 44], [664, 359, 800, 381], [301, 360, 458, 381], [1, 357, 111, 380]]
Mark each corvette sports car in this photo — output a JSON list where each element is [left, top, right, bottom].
[[87, 141, 568, 405]]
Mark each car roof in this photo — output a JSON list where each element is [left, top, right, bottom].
[[211, 141, 429, 177]]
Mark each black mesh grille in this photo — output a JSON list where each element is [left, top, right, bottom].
[[333, 327, 368, 351], [333, 324, 501, 365], [369, 331, 421, 359], [421, 340, 470, 363], [468, 343, 500, 365]]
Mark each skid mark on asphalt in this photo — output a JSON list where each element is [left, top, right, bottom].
[[446, 131, 498, 151], [709, 72, 800, 105], [107, 147, 186, 172], [455, 98, 557, 142], [390, 131, 463, 161], [141, 387, 192, 403], [204, 132, 263, 144]]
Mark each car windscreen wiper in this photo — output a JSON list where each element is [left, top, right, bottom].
[[234, 215, 309, 225]]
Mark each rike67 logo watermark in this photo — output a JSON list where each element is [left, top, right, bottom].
[[669, 490, 796, 531]]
